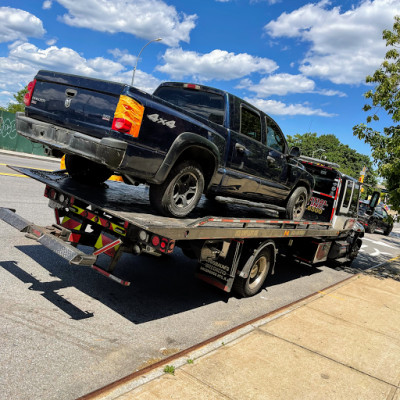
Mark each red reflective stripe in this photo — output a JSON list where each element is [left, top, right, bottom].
[[54, 208, 60, 225], [91, 265, 131, 286], [68, 233, 81, 243], [93, 239, 122, 256], [196, 273, 229, 292]]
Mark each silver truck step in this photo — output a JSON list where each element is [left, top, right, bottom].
[[0, 207, 96, 266]]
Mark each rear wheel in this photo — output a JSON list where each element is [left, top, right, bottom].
[[233, 248, 272, 297], [65, 154, 112, 185], [149, 161, 204, 218], [285, 186, 308, 221], [383, 226, 392, 236]]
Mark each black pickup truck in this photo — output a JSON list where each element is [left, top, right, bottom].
[[17, 70, 314, 218]]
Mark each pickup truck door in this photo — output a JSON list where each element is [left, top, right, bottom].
[[257, 120, 291, 201], [221, 106, 264, 199]]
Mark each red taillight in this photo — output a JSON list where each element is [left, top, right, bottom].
[[183, 83, 200, 90], [151, 235, 160, 247], [111, 118, 132, 133], [24, 79, 36, 106]]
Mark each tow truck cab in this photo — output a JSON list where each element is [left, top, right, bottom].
[[299, 156, 360, 230]]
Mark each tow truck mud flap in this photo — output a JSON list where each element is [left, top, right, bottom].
[[196, 239, 243, 292], [0, 207, 96, 265]]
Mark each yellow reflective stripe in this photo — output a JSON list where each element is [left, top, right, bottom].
[[95, 235, 103, 249], [69, 205, 126, 236]]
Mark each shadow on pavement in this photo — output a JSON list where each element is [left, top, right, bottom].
[[2, 243, 322, 324]]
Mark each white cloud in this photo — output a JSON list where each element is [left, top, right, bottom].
[[238, 73, 347, 97], [46, 38, 57, 46], [157, 48, 278, 81], [0, 7, 45, 43], [251, 0, 281, 4], [264, 0, 400, 84], [42, 1, 53, 9], [54, 0, 197, 47], [108, 48, 137, 67], [239, 74, 315, 96], [0, 42, 161, 107], [245, 97, 336, 117]]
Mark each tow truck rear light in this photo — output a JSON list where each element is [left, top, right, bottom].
[[150, 234, 175, 253], [24, 79, 37, 106], [112, 95, 144, 138], [151, 235, 160, 247]]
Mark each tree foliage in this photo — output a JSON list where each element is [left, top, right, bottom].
[[353, 16, 400, 209], [0, 86, 27, 113], [287, 132, 378, 195]]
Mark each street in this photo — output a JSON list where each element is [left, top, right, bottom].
[[0, 152, 399, 400]]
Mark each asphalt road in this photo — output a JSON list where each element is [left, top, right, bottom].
[[1, 152, 399, 400]]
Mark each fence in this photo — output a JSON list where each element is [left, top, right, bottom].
[[0, 110, 48, 156]]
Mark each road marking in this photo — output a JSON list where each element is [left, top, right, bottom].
[[370, 248, 391, 257], [362, 237, 397, 249], [0, 172, 28, 178], [0, 163, 54, 171]]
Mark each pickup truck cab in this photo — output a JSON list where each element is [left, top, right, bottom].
[[17, 71, 314, 219]]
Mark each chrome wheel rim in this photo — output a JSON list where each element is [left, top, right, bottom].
[[172, 172, 200, 209], [293, 193, 307, 220], [248, 256, 268, 290]]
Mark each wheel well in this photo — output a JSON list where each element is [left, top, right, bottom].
[[174, 146, 217, 188]]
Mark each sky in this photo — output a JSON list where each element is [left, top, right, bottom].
[[0, 0, 399, 157]]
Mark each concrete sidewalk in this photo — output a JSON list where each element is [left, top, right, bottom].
[[91, 269, 400, 400]]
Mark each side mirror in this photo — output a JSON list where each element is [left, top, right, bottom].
[[289, 146, 301, 158]]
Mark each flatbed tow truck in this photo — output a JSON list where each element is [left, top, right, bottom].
[[0, 159, 378, 297]]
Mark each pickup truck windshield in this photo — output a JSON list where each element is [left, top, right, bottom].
[[154, 86, 225, 125]]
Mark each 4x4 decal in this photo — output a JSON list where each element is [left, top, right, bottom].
[[147, 113, 176, 129]]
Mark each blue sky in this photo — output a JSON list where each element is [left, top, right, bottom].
[[0, 0, 399, 157]]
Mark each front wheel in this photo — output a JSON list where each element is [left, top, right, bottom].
[[233, 248, 272, 297], [366, 221, 377, 234], [149, 161, 204, 218], [285, 186, 308, 221]]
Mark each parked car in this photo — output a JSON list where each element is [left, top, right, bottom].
[[16, 71, 314, 219], [358, 200, 393, 235]]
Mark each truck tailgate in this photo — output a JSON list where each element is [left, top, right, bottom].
[[26, 70, 126, 139]]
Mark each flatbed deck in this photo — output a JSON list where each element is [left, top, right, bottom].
[[8, 166, 340, 241]]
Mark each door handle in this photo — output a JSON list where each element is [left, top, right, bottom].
[[235, 143, 246, 153], [267, 155, 275, 164]]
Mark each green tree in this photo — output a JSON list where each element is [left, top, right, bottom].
[[287, 132, 377, 193], [0, 86, 27, 113], [353, 16, 400, 210]]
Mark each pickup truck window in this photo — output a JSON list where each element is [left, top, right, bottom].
[[266, 117, 285, 153], [154, 87, 225, 124], [240, 106, 261, 141]]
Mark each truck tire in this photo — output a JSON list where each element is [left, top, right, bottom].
[[233, 247, 271, 297], [65, 154, 112, 185], [149, 161, 204, 218], [384, 226, 392, 236], [366, 221, 376, 234], [285, 186, 308, 221]]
